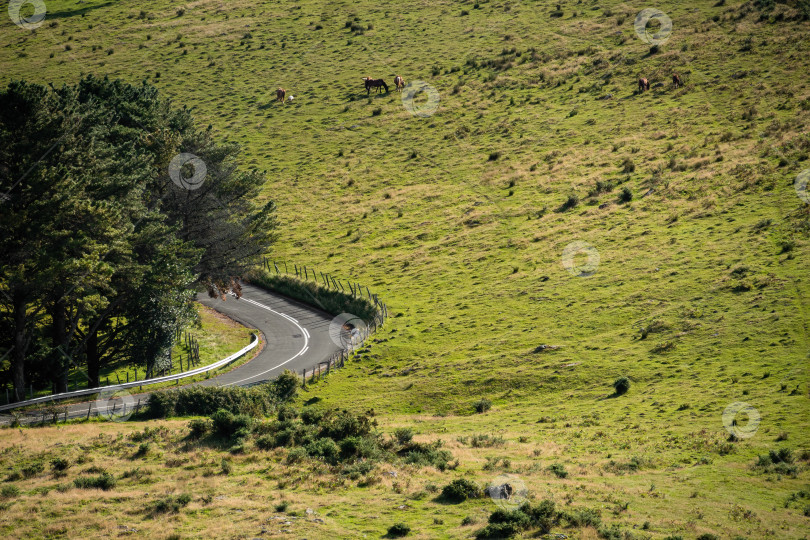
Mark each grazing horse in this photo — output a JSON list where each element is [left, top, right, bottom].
[[362, 77, 389, 94], [672, 73, 683, 88], [638, 78, 650, 92], [276, 87, 286, 102], [394, 75, 404, 92]]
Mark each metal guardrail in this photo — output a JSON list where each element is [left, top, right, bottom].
[[0, 333, 259, 412]]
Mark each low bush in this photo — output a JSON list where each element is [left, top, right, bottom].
[[440, 478, 482, 503], [613, 376, 631, 396], [51, 458, 70, 472], [73, 473, 116, 490], [473, 398, 492, 413], [153, 493, 191, 514], [547, 462, 568, 478], [387, 522, 411, 537]]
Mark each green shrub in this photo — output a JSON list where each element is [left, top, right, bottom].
[[305, 438, 340, 464], [51, 458, 70, 472], [547, 462, 568, 478], [598, 523, 623, 539], [387, 522, 411, 537], [560, 507, 601, 527], [475, 522, 522, 539], [211, 409, 253, 439], [696, 535, 720, 540], [153, 493, 192, 513], [148, 384, 274, 418], [256, 434, 277, 450], [473, 398, 492, 413], [519, 500, 558, 534], [188, 418, 210, 439], [286, 447, 308, 464], [618, 186, 633, 202], [274, 501, 289, 512], [300, 407, 324, 425], [394, 428, 414, 444], [613, 376, 630, 396], [73, 473, 116, 490], [488, 509, 531, 529], [21, 462, 44, 478], [559, 194, 580, 211], [440, 478, 482, 503], [135, 442, 151, 457], [0, 485, 20, 498], [403, 441, 453, 470]]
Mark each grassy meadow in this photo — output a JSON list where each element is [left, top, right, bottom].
[[1, 0, 809, 538]]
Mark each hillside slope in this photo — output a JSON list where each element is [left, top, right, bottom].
[[1, 0, 809, 538]]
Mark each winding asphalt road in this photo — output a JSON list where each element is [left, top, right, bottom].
[[2, 284, 343, 422]]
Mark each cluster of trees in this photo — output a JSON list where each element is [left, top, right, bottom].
[[0, 76, 276, 401]]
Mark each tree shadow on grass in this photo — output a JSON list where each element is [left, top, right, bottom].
[[47, 1, 115, 20]]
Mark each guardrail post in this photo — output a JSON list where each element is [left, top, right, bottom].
[[87, 402, 91, 420]]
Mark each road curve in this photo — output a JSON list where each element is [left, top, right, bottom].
[[2, 284, 343, 422]]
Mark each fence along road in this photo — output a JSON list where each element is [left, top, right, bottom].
[[0, 283, 345, 423]]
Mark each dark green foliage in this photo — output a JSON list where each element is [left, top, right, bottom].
[[440, 478, 482, 502], [394, 428, 414, 444], [696, 535, 720, 540], [211, 409, 252, 439], [147, 375, 296, 418], [187, 418, 211, 439], [402, 440, 454, 470], [598, 524, 623, 539], [153, 493, 192, 514], [618, 186, 633, 202], [1, 486, 20, 498], [473, 398, 492, 413], [475, 522, 522, 539], [558, 194, 580, 211], [547, 462, 568, 478], [305, 438, 340, 464], [0, 76, 277, 397], [50, 458, 70, 472], [613, 376, 631, 396], [386, 523, 411, 537], [559, 507, 601, 527], [21, 462, 44, 478], [248, 270, 378, 321], [73, 473, 116, 490]]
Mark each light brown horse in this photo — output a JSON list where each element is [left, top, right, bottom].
[[638, 78, 650, 92], [276, 87, 286, 102], [672, 73, 682, 88], [394, 75, 404, 93]]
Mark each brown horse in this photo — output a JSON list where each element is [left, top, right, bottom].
[[638, 78, 650, 92], [394, 75, 404, 93], [362, 77, 389, 94], [672, 73, 682, 88], [276, 87, 286, 102]]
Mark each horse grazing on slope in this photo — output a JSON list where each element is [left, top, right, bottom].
[[672, 73, 683, 88], [394, 75, 404, 92], [638, 77, 650, 92], [362, 77, 389, 94], [276, 87, 286, 102]]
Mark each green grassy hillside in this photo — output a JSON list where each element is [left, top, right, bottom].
[[1, 0, 809, 538]]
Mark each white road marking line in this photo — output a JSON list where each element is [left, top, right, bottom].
[[225, 296, 310, 386]]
